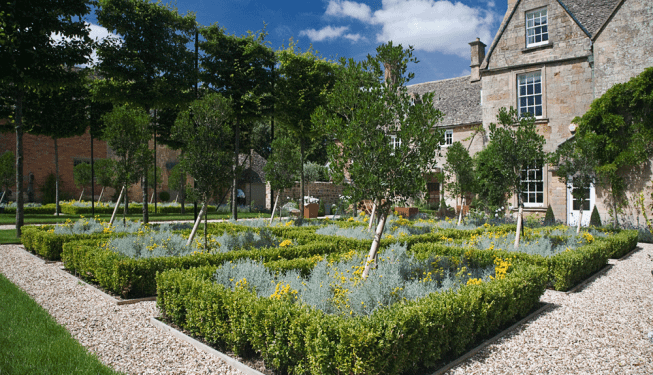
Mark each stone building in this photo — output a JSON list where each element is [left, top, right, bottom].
[[409, 0, 653, 225]]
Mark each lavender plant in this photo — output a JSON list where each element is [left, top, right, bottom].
[[214, 244, 495, 317]]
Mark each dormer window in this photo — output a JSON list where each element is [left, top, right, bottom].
[[526, 8, 548, 47]]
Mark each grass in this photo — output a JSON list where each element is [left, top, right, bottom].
[[0, 230, 20, 244], [0, 211, 267, 225], [0, 273, 123, 375]]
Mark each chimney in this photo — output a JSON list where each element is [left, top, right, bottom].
[[469, 38, 486, 82]]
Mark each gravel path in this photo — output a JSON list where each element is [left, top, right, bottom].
[[1, 243, 652, 375]]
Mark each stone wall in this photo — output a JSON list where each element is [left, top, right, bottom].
[[487, 0, 591, 70], [593, 0, 653, 98]]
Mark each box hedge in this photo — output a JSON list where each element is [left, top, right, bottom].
[[155, 253, 548, 375], [21, 226, 119, 261]]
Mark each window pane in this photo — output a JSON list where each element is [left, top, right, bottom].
[[536, 106, 542, 116]]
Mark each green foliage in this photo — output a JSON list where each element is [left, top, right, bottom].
[[73, 162, 92, 189], [544, 205, 556, 226], [444, 141, 475, 203], [589, 206, 602, 227], [21, 226, 116, 261], [159, 191, 170, 202], [147, 165, 164, 190], [101, 105, 153, 190], [168, 163, 185, 193], [172, 93, 234, 203], [0, 151, 15, 191], [94, 158, 117, 189], [315, 42, 443, 216], [485, 107, 547, 208], [39, 173, 58, 205], [575, 66, 653, 205], [304, 161, 327, 183], [156, 252, 547, 374], [264, 136, 301, 191]]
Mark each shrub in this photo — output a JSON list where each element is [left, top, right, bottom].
[[39, 173, 58, 204], [159, 191, 170, 202], [543, 205, 555, 226], [589, 206, 602, 227], [156, 252, 548, 374]]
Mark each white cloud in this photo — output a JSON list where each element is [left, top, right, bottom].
[[300, 25, 351, 42], [322, 0, 497, 57], [344, 33, 363, 42], [326, 0, 373, 23]]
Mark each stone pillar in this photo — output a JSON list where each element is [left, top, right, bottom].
[[469, 38, 486, 82]]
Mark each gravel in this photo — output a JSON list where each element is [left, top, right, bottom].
[[1, 243, 652, 375]]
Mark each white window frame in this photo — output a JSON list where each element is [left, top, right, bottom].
[[518, 71, 543, 118], [390, 134, 402, 155], [521, 162, 544, 208], [526, 8, 549, 47], [441, 129, 453, 147]]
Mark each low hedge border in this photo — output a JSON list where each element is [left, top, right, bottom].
[[60, 204, 219, 215], [410, 229, 638, 291], [1, 204, 58, 215], [61, 239, 365, 298], [20, 226, 122, 261], [155, 253, 548, 375]]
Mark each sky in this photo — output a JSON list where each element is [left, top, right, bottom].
[[85, 0, 508, 85]]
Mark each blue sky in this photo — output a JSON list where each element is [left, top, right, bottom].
[[86, 0, 508, 85]]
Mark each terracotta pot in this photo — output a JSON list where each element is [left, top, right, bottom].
[[304, 203, 319, 219]]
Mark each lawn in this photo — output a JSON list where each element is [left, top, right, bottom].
[[0, 272, 123, 375]]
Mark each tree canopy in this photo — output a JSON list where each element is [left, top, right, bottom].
[[443, 141, 475, 225], [314, 42, 443, 277]]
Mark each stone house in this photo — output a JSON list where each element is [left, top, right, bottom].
[[409, 0, 653, 225]]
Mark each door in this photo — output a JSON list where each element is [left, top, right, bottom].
[[567, 181, 595, 227]]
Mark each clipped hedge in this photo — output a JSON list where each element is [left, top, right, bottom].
[[156, 254, 548, 375], [411, 229, 638, 291], [21, 226, 119, 261], [60, 203, 218, 215], [1, 204, 58, 215], [61, 239, 356, 298]]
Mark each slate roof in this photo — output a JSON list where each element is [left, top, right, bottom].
[[558, 0, 622, 38], [407, 76, 482, 127]]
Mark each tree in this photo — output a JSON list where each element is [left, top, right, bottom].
[[314, 42, 443, 278], [0, 151, 15, 201], [73, 162, 92, 199], [263, 135, 301, 222], [0, 0, 92, 236], [199, 25, 275, 221], [172, 93, 234, 247], [23, 73, 89, 214], [443, 142, 475, 225], [548, 136, 598, 233], [486, 107, 546, 248], [575, 66, 653, 227], [96, 0, 197, 223], [101, 105, 152, 225], [474, 142, 513, 212], [276, 42, 336, 217], [94, 158, 116, 202]]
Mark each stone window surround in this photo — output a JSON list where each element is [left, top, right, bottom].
[[511, 65, 547, 120], [525, 7, 549, 48]]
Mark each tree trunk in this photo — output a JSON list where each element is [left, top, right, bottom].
[[54, 137, 61, 216], [142, 165, 149, 224], [15, 92, 24, 238], [109, 186, 125, 226], [98, 186, 104, 203], [457, 195, 465, 226], [204, 198, 208, 251], [514, 198, 523, 248], [612, 194, 619, 228], [367, 200, 377, 231], [186, 202, 207, 246], [179, 171, 186, 214], [79, 188, 84, 202], [362, 210, 387, 278], [269, 191, 280, 224], [299, 138, 305, 220], [123, 189, 128, 226], [576, 198, 583, 234], [232, 120, 240, 221]]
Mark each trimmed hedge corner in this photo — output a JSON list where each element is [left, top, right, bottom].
[[155, 254, 548, 375]]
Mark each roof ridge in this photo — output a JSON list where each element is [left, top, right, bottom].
[[407, 75, 471, 88]]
